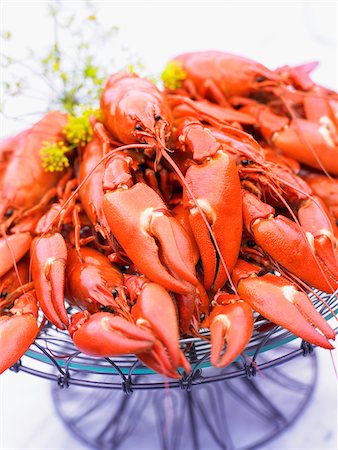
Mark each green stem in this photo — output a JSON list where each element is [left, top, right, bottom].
[[0, 53, 62, 95]]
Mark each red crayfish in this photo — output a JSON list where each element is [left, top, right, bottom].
[[1, 51, 337, 378]]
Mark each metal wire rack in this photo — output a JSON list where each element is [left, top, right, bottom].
[[51, 344, 319, 450], [10, 289, 337, 391], [8, 289, 337, 450]]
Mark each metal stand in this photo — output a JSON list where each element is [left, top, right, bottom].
[[51, 345, 318, 450], [9, 289, 336, 449]]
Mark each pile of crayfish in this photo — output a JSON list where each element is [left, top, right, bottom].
[[1, 51, 338, 379]]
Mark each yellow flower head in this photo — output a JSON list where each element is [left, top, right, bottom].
[[40, 140, 70, 172], [63, 107, 101, 148], [161, 60, 187, 90]]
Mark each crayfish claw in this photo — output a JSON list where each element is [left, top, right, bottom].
[[138, 341, 191, 379], [150, 213, 199, 288], [31, 233, 68, 329], [183, 151, 242, 292], [0, 233, 32, 278], [69, 312, 155, 357], [103, 183, 197, 294], [210, 296, 254, 368], [132, 282, 182, 368], [233, 260, 336, 349], [0, 290, 39, 374], [285, 286, 336, 342]]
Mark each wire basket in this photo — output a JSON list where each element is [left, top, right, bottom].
[[10, 289, 337, 391]]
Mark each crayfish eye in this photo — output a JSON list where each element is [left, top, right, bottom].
[[111, 288, 118, 298], [4, 209, 13, 218], [242, 159, 254, 166], [155, 114, 161, 121], [247, 240, 256, 248], [135, 124, 143, 131], [80, 226, 91, 238], [255, 76, 266, 83]]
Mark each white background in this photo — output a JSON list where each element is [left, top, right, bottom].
[[1, 0, 337, 136], [0, 1, 337, 449]]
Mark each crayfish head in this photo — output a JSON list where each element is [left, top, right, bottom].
[[165, 52, 281, 98], [116, 93, 171, 147], [248, 64, 281, 94], [219, 53, 281, 97]]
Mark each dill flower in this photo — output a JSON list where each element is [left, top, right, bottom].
[[161, 60, 187, 90], [40, 140, 70, 172], [63, 107, 101, 148]]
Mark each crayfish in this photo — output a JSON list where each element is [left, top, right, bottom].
[[1, 51, 338, 378]]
